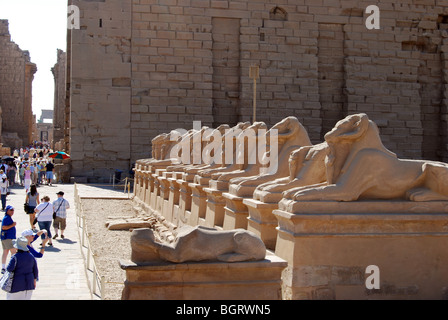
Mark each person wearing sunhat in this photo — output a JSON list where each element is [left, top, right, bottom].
[[5, 236, 39, 300], [1, 205, 16, 274], [21, 229, 48, 258], [52, 191, 70, 239]]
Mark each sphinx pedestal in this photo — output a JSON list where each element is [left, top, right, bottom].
[[222, 193, 249, 230], [177, 174, 193, 228], [243, 199, 279, 250], [120, 252, 287, 300], [188, 181, 208, 227], [203, 187, 226, 228], [274, 200, 448, 300]]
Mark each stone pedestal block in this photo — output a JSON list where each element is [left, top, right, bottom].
[[120, 252, 287, 300], [177, 179, 192, 227], [203, 187, 226, 228], [160, 172, 173, 220], [188, 182, 208, 227], [274, 200, 448, 300], [222, 193, 249, 230], [243, 199, 279, 250]]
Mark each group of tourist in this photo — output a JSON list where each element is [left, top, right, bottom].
[[0, 144, 69, 299], [0, 188, 70, 299], [13, 159, 56, 191]]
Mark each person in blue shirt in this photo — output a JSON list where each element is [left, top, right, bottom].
[[5, 236, 38, 300], [1, 205, 16, 273], [21, 229, 48, 258]]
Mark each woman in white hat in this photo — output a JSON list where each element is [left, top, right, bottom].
[[5, 236, 38, 300], [21, 229, 48, 258]]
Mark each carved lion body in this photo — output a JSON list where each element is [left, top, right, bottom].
[[131, 226, 266, 264], [284, 113, 448, 202]]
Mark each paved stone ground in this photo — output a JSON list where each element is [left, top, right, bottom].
[[0, 181, 92, 300]]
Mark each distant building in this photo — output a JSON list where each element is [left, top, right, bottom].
[[35, 109, 54, 144]]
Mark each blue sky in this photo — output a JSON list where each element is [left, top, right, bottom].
[[0, 0, 68, 120]]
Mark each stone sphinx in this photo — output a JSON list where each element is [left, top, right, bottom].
[[130, 225, 266, 264], [229, 116, 312, 198], [283, 113, 448, 202], [209, 121, 268, 184], [138, 130, 189, 168], [253, 142, 328, 203], [195, 122, 251, 180], [181, 124, 231, 175], [273, 113, 448, 300]]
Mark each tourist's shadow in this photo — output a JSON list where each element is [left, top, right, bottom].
[[57, 238, 76, 245], [44, 246, 61, 253]]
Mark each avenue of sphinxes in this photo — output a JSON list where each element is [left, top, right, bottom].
[[122, 113, 448, 300], [66, 0, 448, 183]]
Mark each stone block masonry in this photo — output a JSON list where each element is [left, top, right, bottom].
[[52, 49, 67, 150], [68, 0, 448, 180], [0, 20, 37, 148], [68, 0, 132, 180]]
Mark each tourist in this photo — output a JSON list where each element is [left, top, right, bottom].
[[5, 236, 39, 300], [1, 205, 16, 274], [37, 161, 44, 185], [18, 163, 25, 186], [52, 191, 70, 239], [1, 162, 8, 178], [21, 229, 48, 258], [25, 185, 40, 229], [45, 160, 55, 186], [29, 162, 34, 183], [7, 162, 16, 187], [40, 162, 46, 185], [34, 196, 53, 246], [23, 164, 32, 193], [0, 174, 9, 211], [31, 162, 38, 186]]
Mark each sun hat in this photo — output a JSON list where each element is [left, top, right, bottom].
[[21, 229, 36, 237], [13, 237, 29, 251]]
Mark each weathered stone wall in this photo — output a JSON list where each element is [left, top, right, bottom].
[[68, 0, 448, 179], [68, 0, 132, 179], [52, 49, 67, 149], [0, 19, 37, 148]]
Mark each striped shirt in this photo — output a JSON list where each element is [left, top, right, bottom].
[[53, 198, 70, 219]]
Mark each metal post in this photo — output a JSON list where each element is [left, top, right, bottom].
[[249, 65, 259, 123], [86, 244, 91, 270], [81, 216, 86, 246], [92, 267, 96, 295], [101, 276, 106, 300]]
